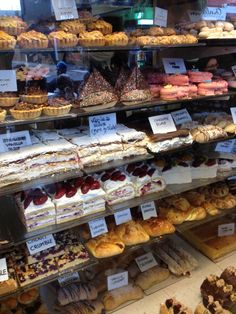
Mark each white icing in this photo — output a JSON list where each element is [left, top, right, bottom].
[[98, 133, 122, 144], [107, 185, 135, 204], [116, 128, 146, 142], [191, 164, 218, 179], [147, 135, 193, 153], [162, 166, 192, 184]]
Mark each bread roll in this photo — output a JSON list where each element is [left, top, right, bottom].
[[141, 217, 175, 237], [115, 220, 150, 246], [86, 230, 125, 258], [135, 266, 169, 290], [102, 284, 143, 311], [183, 191, 205, 206]]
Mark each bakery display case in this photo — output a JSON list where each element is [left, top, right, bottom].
[[1, 0, 236, 313]]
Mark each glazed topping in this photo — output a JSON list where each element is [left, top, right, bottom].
[[21, 188, 48, 209], [101, 169, 126, 182], [0, 92, 18, 97], [14, 102, 38, 110], [23, 86, 47, 95], [48, 97, 70, 107]]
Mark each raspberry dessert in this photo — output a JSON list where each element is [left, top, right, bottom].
[[125, 162, 166, 196], [98, 168, 135, 205]]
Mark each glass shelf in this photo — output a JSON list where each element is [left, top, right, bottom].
[[0, 92, 236, 128]]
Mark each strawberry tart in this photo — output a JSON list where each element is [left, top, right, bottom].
[[15, 188, 56, 231], [125, 162, 166, 196], [191, 156, 218, 179], [188, 71, 213, 83], [98, 169, 135, 205]]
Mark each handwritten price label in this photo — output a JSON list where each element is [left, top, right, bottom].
[[107, 271, 128, 291], [218, 223, 235, 237], [58, 271, 80, 286], [140, 202, 157, 220], [89, 113, 117, 137], [171, 109, 192, 125], [0, 131, 32, 153], [154, 7, 168, 27], [114, 209, 132, 225], [201, 6, 226, 21], [89, 218, 108, 238], [163, 58, 186, 74], [0, 70, 17, 92], [135, 252, 158, 272], [51, 0, 78, 20], [149, 114, 177, 134], [0, 258, 8, 282], [26, 235, 56, 255]]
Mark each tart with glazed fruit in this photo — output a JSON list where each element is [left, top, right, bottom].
[[0, 92, 19, 108], [10, 102, 42, 120], [43, 97, 72, 116], [20, 87, 48, 104]]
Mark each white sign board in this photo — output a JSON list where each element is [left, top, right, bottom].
[[187, 10, 201, 22], [141, 202, 157, 220], [0, 70, 17, 92], [163, 58, 186, 74], [230, 107, 236, 124], [27, 234, 56, 255], [218, 223, 235, 237], [215, 140, 235, 153], [231, 65, 236, 77], [89, 113, 117, 137], [154, 7, 168, 27], [89, 218, 108, 238], [107, 271, 128, 291], [171, 109, 192, 125], [58, 271, 80, 286], [0, 131, 32, 152], [114, 209, 132, 225], [149, 114, 177, 134], [51, 0, 78, 20], [135, 252, 158, 272], [0, 258, 8, 282], [201, 7, 226, 21]]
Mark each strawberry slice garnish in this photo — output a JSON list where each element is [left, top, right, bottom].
[[101, 173, 110, 182], [74, 177, 84, 188], [55, 186, 66, 199], [118, 174, 126, 181], [33, 194, 48, 206], [90, 181, 101, 190], [24, 196, 33, 209], [126, 163, 136, 173], [81, 183, 90, 194], [66, 185, 77, 198], [85, 176, 94, 184]]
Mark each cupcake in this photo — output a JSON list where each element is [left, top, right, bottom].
[[0, 92, 19, 108], [43, 97, 72, 116], [10, 102, 42, 120], [20, 87, 48, 104]]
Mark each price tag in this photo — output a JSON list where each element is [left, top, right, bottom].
[[0, 258, 8, 282], [26, 234, 56, 255], [215, 140, 235, 153], [187, 10, 201, 22], [231, 65, 236, 77], [162, 58, 186, 74], [149, 114, 177, 134], [141, 202, 157, 220], [0, 131, 32, 153], [230, 107, 236, 124], [218, 223, 235, 237], [154, 7, 168, 27], [51, 0, 78, 21], [114, 209, 132, 225], [171, 109, 192, 125], [201, 7, 226, 21], [107, 271, 128, 291], [58, 271, 80, 286], [89, 218, 108, 238], [0, 70, 17, 92], [135, 252, 158, 272], [89, 113, 117, 137]]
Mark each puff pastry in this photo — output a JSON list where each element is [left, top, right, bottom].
[[141, 217, 175, 237], [86, 230, 125, 258], [135, 266, 170, 290], [115, 220, 150, 246]]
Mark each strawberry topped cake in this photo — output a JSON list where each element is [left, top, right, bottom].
[[191, 155, 218, 179], [125, 162, 166, 196], [98, 168, 135, 205], [15, 188, 56, 231]]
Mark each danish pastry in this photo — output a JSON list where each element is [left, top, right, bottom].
[[141, 217, 175, 237]]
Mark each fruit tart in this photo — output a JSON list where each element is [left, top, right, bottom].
[[0, 92, 19, 108], [78, 30, 105, 47], [105, 32, 129, 46], [87, 19, 112, 35], [43, 97, 72, 116], [10, 102, 42, 120], [0, 30, 16, 50], [0, 16, 27, 36], [17, 30, 48, 49], [20, 87, 48, 104], [48, 31, 78, 48], [59, 19, 86, 35]]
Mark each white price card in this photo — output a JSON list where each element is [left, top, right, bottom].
[[58, 271, 80, 286], [26, 234, 56, 255], [149, 114, 177, 134], [89, 113, 117, 137], [230, 107, 236, 124], [107, 271, 128, 291], [114, 209, 132, 225], [0, 131, 31, 153], [51, 0, 78, 21], [0, 70, 17, 92], [215, 140, 235, 153], [201, 7, 226, 21], [218, 223, 235, 237], [141, 202, 157, 220], [154, 7, 168, 27], [231, 65, 236, 77], [0, 258, 8, 282], [171, 109, 192, 125], [162, 58, 186, 74], [89, 218, 108, 238], [135, 252, 158, 272], [187, 10, 201, 22]]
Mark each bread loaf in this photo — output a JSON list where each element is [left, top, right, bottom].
[[135, 266, 170, 290]]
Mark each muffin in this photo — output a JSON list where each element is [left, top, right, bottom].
[[20, 87, 48, 104], [0, 93, 19, 108], [10, 102, 42, 120], [87, 19, 112, 35], [48, 31, 78, 48], [43, 98, 72, 116], [78, 30, 105, 47], [17, 30, 48, 49]]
